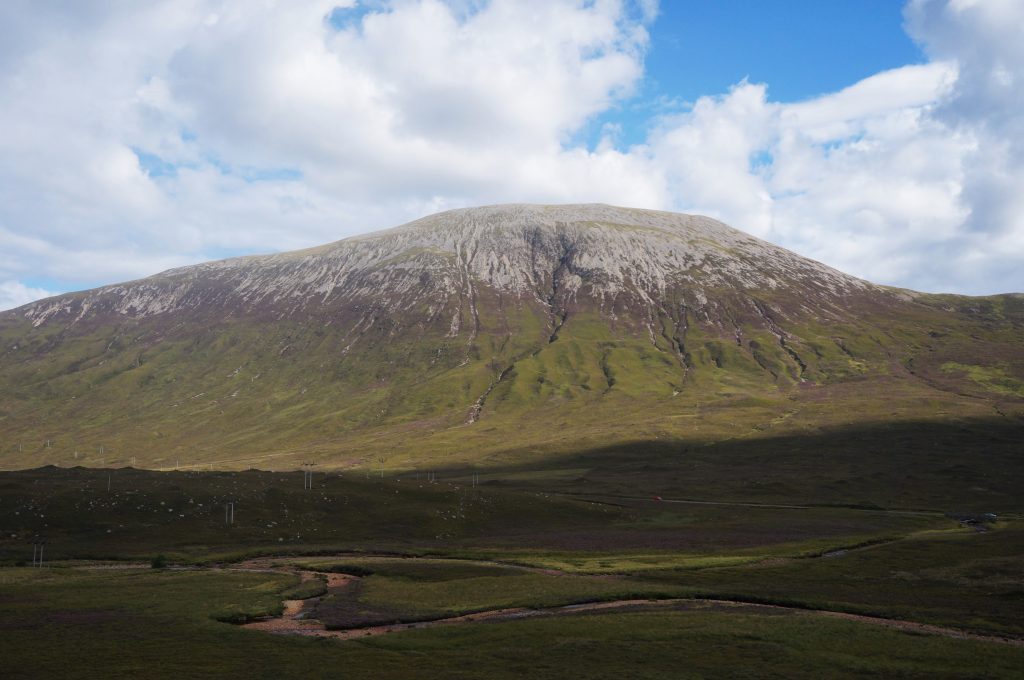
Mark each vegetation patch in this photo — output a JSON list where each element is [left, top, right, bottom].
[[279, 574, 327, 600], [940, 362, 1024, 396]]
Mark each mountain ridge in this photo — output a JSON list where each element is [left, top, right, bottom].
[[13, 203, 875, 329], [0, 204, 1021, 472]]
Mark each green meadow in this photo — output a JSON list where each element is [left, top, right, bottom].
[[1, 456, 1021, 678]]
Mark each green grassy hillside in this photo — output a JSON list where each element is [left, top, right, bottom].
[[0, 288, 1020, 473], [0, 206, 1020, 473]]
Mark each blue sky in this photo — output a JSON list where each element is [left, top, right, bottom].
[[649, 2, 925, 102], [0, 0, 1022, 310], [580, 1, 928, 150]]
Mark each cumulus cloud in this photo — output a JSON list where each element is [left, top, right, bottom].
[[0, 280, 55, 312], [0, 0, 662, 310], [0, 0, 1021, 311], [905, 0, 1024, 290], [647, 63, 973, 291], [638, 0, 1024, 294]]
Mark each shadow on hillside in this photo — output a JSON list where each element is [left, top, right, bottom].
[[421, 417, 1024, 513]]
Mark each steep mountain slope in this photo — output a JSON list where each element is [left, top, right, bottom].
[[1, 204, 1021, 471]]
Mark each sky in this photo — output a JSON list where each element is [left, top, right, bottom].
[[1, 0, 1022, 311]]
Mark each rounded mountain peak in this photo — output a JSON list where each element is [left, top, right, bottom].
[[15, 203, 870, 327]]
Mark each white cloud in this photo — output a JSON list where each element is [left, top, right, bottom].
[[0, 280, 55, 312], [0, 0, 1021, 307], [638, 0, 1024, 294], [0, 0, 659, 308], [648, 81, 778, 236], [904, 0, 1024, 289], [641, 63, 973, 290]]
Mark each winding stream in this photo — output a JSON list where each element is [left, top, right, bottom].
[[228, 555, 1024, 648]]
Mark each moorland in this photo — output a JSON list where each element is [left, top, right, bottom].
[[2, 417, 1022, 679]]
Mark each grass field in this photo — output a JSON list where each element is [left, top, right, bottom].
[[1, 461, 1022, 678], [1, 566, 1021, 679], [284, 556, 687, 628]]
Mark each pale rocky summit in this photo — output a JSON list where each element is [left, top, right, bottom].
[[20, 204, 871, 329]]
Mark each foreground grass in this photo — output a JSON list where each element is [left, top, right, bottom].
[[292, 522, 1024, 639], [636, 520, 1024, 637], [1, 467, 1021, 677], [1, 567, 1021, 679], [288, 557, 685, 627]]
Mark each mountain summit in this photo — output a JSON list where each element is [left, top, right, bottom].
[[1, 204, 1021, 470], [22, 204, 868, 327]]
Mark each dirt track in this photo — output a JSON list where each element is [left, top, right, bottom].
[[228, 556, 1024, 648]]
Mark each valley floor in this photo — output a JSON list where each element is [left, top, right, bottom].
[[1, 465, 1022, 678]]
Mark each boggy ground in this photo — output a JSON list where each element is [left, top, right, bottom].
[[1, 545, 1023, 679], [1, 461, 1022, 678], [228, 553, 1023, 648], [0, 460, 961, 563]]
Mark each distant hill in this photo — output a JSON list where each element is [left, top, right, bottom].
[[1, 204, 1021, 471]]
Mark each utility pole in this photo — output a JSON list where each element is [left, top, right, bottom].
[[29, 538, 46, 567], [301, 462, 316, 490], [225, 502, 234, 525]]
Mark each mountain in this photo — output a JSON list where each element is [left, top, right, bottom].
[[1, 204, 1022, 472]]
